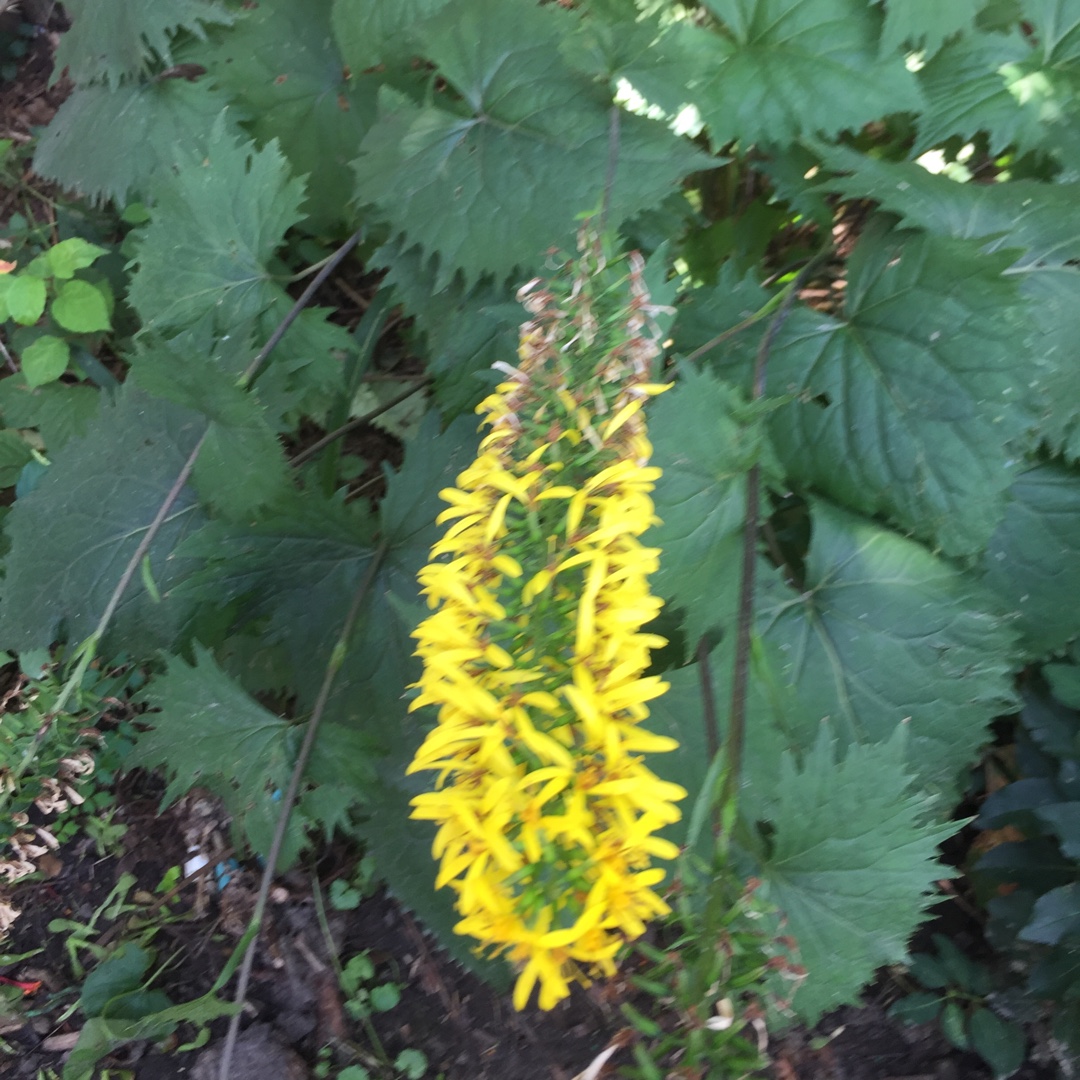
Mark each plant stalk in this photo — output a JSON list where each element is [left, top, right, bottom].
[[217, 543, 387, 1080], [720, 251, 830, 812]]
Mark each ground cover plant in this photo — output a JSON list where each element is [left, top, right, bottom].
[[3, 0, 1080, 1076]]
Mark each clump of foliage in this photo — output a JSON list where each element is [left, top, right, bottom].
[[2, 0, 1080, 1072], [973, 659, 1080, 1067]]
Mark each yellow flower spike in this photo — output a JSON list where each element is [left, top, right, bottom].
[[406, 223, 684, 1010]]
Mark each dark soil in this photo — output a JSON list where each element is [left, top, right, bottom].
[[0, 779, 1065, 1080], [0, 786, 1062, 1080]]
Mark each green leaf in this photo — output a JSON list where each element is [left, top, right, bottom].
[[0, 431, 33, 487], [699, 221, 1035, 555], [20, 335, 70, 387], [175, 492, 382, 708], [649, 367, 775, 649], [128, 646, 307, 866], [932, 933, 988, 992], [942, 1000, 970, 1050], [980, 463, 1080, 658], [394, 1049, 428, 1080], [1022, 268, 1080, 459], [0, 384, 206, 655], [327, 412, 479, 732], [1024, 0, 1080, 64], [331, 0, 451, 71], [6, 275, 46, 326], [192, 0, 378, 232], [969, 1008, 1026, 1078], [818, 144, 1080, 265], [173, 417, 468, 757], [374, 240, 520, 418], [329, 879, 361, 911], [80, 943, 156, 1018], [131, 341, 291, 520], [0, 377, 99, 452], [1020, 884, 1080, 945], [1045, 661, 1080, 708], [63, 991, 239, 1080], [750, 727, 955, 1022], [913, 30, 1048, 155], [45, 238, 108, 280], [758, 500, 1018, 800], [889, 991, 945, 1025], [908, 953, 951, 990], [817, 148, 1080, 457], [352, 0, 710, 285], [128, 117, 307, 335], [33, 80, 239, 207], [683, 0, 923, 147], [369, 983, 400, 1011], [51, 280, 111, 334], [1034, 802, 1080, 857], [56, 0, 234, 86], [874, 0, 981, 57]]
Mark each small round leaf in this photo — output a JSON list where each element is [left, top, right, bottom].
[[369, 982, 400, 1012], [394, 1048, 427, 1079], [51, 279, 111, 333], [21, 335, 70, 387], [7, 275, 46, 325], [46, 238, 108, 280]]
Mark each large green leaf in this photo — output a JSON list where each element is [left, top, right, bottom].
[[127, 118, 307, 335], [0, 385, 205, 655], [1022, 268, 1080, 458], [192, 0, 378, 232], [130, 342, 291, 520], [818, 145, 1080, 265], [913, 30, 1052, 155], [818, 147, 1080, 457], [375, 241, 520, 418], [55, 0, 234, 86], [0, 377, 99, 452], [176, 414, 476, 713], [749, 728, 955, 1021], [874, 0, 981, 58], [33, 80, 238, 208], [648, 649, 799, 849], [322, 413, 479, 736], [128, 647, 308, 866], [980, 463, 1080, 658], [693, 221, 1034, 554], [0, 431, 33, 487], [651, 672, 956, 1020], [683, 0, 922, 147], [352, 0, 710, 286], [1024, 0, 1080, 64], [758, 500, 1017, 799], [175, 492, 380, 707], [331, 0, 452, 73], [649, 367, 776, 650]]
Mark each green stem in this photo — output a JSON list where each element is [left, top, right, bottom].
[[680, 270, 805, 368], [719, 249, 831, 814]]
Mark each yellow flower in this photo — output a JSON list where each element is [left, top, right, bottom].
[[406, 227, 684, 1010]]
